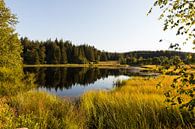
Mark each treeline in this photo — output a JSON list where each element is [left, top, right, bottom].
[[21, 37, 195, 65], [21, 37, 119, 64], [119, 51, 195, 65]]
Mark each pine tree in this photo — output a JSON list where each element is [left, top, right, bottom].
[[59, 40, 68, 64], [38, 44, 46, 64], [100, 52, 108, 61]]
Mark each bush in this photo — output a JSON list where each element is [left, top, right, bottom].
[[0, 73, 35, 97]]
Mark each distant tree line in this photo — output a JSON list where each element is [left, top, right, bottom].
[[21, 37, 195, 65], [119, 51, 195, 65], [21, 37, 120, 64]]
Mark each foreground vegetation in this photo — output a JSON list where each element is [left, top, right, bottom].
[[1, 76, 194, 129]]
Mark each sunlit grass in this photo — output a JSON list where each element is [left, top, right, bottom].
[[116, 76, 174, 93], [81, 76, 194, 129], [1, 75, 194, 129], [4, 91, 85, 129]]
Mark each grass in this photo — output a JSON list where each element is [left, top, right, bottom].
[[23, 64, 91, 68], [113, 79, 127, 88], [141, 64, 195, 74], [23, 61, 129, 69], [1, 75, 194, 129], [1, 91, 84, 129], [81, 76, 194, 129]]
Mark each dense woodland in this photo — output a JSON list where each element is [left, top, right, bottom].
[[21, 37, 112, 64], [21, 37, 195, 65]]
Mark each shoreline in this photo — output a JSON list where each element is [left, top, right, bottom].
[[23, 64, 130, 69]]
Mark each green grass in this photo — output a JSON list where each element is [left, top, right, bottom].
[[0, 76, 194, 129]]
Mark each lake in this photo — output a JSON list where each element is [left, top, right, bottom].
[[24, 67, 147, 96]]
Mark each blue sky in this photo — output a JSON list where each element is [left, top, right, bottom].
[[5, 0, 193, 52]]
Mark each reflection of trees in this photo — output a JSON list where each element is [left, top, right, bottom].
[[24, 67, 130, 91], [45, 68, 61, 90], [36, 68, 46, 86]]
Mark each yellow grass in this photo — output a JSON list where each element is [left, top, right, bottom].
[[81, 76, 193, 129], [23, 62, 128, 69], [1, 75, 194, 128]]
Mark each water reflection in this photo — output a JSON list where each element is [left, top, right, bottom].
[[24, 67, 132, 96]]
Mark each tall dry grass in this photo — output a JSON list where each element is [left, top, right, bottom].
[[81, 76, 194, 129], [4, 91, 85, 129], [1, 75, 194, 129]]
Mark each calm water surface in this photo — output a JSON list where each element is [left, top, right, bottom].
[[24, 67, 138, 96]]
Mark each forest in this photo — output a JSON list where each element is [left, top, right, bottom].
[[21, 37, 195, 66]]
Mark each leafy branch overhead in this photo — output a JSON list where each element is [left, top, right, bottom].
[[149, 0, 195, 117], [149, 0, 195, 47]]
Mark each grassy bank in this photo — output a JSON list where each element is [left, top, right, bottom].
[[1, 76, 194, 129], [23, 61, 129, 69], [1, 91, 84, 129], [81, 76, 193, 129]]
